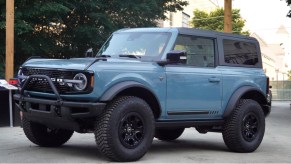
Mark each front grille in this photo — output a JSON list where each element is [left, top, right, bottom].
[[21, 67, 90, 94]]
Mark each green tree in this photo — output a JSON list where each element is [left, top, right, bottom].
[[0, 0, 188, 77], [191, 8, 249, 35]]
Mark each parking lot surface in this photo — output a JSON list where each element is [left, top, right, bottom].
[[0, 101, 291, 163]]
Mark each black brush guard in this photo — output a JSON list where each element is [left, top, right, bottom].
[[13, 75, 106, 131]]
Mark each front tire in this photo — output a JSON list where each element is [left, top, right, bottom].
[[222, 99, 265, 152], [22, 117, 74, 147], [94, 96, 155, 162], [155, 128, 185, 141]]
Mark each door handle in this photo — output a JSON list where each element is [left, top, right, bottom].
[[208, 77, 220, 83]]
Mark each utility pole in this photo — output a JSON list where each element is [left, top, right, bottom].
[[6, 0, 14, 81], [224, 0, 232, 33]]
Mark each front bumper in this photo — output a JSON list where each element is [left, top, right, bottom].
[[13, 74, 106, 131], [14, 94, 106, 118]]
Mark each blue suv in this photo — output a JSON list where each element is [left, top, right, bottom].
[[14, 27, 271, 162]]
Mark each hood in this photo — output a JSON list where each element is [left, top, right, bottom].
[[22, 58, 99, 70], [22, 57, 142, 70]]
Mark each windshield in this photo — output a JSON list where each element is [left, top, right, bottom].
[[96, 32, 171, 59]]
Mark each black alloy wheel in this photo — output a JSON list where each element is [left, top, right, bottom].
[[119, 112, 145, 149], [242, 112, 259, 142]]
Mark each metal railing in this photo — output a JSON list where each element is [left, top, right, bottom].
[[270, 81, 291, 101]]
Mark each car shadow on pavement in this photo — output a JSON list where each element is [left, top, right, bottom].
[[34, 144, 108, 162], [24, 138, 228, 162], [150, 138, 228, 153]]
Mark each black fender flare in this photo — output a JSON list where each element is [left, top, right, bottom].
[[99, 81, 156, 102], [223, 86, 267, 118]]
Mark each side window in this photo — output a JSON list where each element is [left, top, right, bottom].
[[223, 39, 259, 66], [174, 35, 215, 67]]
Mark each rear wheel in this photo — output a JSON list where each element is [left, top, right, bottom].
[[155, 128, 185, 141], [22, 117, 74, 147], [94, 96, 155, 162], [222, 99, 265, 152]]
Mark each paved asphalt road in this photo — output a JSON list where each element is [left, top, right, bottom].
[[0, 101, 291, 163]]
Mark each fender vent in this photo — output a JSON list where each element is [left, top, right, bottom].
[[209, 111, 219, 115]]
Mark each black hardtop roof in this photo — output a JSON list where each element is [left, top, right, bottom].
[[177, 27, 257, 41], [117, 27, 258, 42]]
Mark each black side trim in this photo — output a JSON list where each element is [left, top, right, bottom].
[[155, 120, 224, 128], [167, 110, 209, 115], [100, 81, 154, 101]]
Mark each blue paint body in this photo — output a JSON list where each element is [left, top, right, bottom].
[[19, 27, 268, 121]]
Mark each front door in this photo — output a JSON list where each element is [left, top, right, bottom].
[[166, 35, 222, 120]]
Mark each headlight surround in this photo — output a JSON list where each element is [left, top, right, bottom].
[[73, 73, 88, 91], [17, 68, 22, 77]]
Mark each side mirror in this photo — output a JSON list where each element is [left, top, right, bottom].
[[157, 50, 187, 66], [166, 50, 187, 63]]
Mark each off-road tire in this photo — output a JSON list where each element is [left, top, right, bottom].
[[22, 117, 74, 147], [222, 99, 265, 152], [94, 96, 155, 162], [155, 128, 185, 141]]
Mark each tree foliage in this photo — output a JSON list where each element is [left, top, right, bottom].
[[0, 0, 188, 77], [191, 8, 249, 35]]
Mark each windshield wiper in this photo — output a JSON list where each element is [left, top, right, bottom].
[[97, 54, 111, 58], [119, 54, 141, 59]]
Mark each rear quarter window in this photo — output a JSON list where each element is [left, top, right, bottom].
[[223, 39, 259, 66]]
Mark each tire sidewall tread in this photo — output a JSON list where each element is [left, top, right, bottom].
[[22, 117, 74, 147], [95, 96, 155, 162], [223, 99, 265, 152]]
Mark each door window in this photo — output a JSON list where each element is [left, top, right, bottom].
[[174, 35, 215, 67]]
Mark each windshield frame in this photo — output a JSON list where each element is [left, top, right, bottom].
[[96, 31, 172, 61]]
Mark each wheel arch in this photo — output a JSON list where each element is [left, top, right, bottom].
[[99, 81, 162, 118], [223, 86, 270, 118]]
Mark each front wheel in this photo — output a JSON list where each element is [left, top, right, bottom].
[[222, 99, 265, 152], [22, 117, 74, 147], [94, 96, 155, 162]]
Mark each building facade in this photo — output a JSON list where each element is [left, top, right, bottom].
[[160, 0, 219, 28], [252, 25, 291, 81]]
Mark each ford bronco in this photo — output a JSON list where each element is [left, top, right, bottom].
[[14, 27, 271, 162]]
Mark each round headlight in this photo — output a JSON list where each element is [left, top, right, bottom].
[[17, 68, 22, 77], [73, 73, 87, 91], [17, 68, 26, 84]]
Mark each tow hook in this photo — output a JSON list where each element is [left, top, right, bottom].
[[54, 106, 62, 117]]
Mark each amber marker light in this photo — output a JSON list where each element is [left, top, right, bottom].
[[90, 75, 94, 88]]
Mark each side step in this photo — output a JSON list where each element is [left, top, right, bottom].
[[155, 120, 224, 128]]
